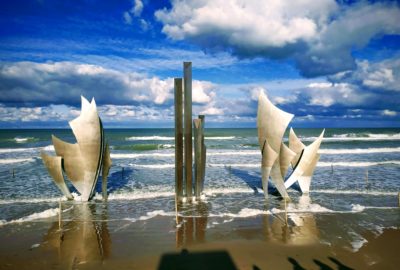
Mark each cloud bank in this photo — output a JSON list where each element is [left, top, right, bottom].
[[156, 0, 400, 77]]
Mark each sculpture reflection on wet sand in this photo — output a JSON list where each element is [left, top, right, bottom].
[[257, 91, 324, 199], [42, 203, 111, 266], [41, 96, 112, 201], [264, 195, 320, 245]]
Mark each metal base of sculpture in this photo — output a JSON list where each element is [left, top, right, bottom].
[[41, 96, 112, 201]]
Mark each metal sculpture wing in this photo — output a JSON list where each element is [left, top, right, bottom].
[[41, 96, 111, 201], [257, 91, 324, 198]]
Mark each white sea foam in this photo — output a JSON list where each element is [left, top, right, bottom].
[[125, 136, 174, 141], [14, 137, 34, 143], [111, 153, 174, 159], [318, 161, 400, 167], [0, 145, 54, 154], [206, 136, 236, 140], [210, 208, 271, 218], [129, 164, 175, 169], [208, 163, 259, 168], [207, 151, 259, 156], [42, 145, 55, 151], [107, 191, 175, 200], [319, 147, 400, 154], [204, 187, 255, 196], [123, 210, 175, 223], [351, 204, 398, 212], [312, 189, 397, 196], [0, 148, 35, 153], [125, 136, 236, 141], [350, 235, 368, 252], [271, 203, 334, 214], [302, 133, 400, 142], [0, 208, 59, 226], [127, 160, 400, 170], [110, 147, 400, 159], [0, 158, 35, 164]]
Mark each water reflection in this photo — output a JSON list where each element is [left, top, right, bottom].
[[42, 203, 111, 266], [176, 202, 209, 248], [263, 195, 320, 245]]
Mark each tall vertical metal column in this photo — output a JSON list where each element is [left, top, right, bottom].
[[199, 115, 206, 193], [193, 118, 202, 199], [183, 62, 193, 199], [174, 78, 183, 199]]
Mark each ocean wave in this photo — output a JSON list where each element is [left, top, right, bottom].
[[351, 204, 398, 212], [0, 208, 59, 226], [126, 160, 400, 169], [129, 164, 175, 169], [311, 189, 398, 196], [318, 161, 400, 167], [0, 147, 36, 153], [210, 208, 271, 218], [206, 136, 236, 140], [319, 147, 400, 154], [124, 210, 176, 223], [204, 187, 255, 196], [114, 144, 174, 151], [0, 158, 35, 164], [302, 133, 400, 142], [271, 203, 334, 214], [111, 153, 174, 159], [0, 145, 54, 153], [14, 137, 36, 143], [106, 191, 175, 201], [125, 136, 236, 141], [110, 147, 400, 159], [125, 136, 174, 141]]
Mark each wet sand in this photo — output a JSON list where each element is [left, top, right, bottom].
[[0, 211, 399, 270]]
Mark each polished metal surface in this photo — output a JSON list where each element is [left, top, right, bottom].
[[257, 91, 323, 198], [41, 96, 111, 201], [40, 152, 73, 200]]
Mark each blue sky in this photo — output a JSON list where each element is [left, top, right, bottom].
[[0, 0, 399, 128]]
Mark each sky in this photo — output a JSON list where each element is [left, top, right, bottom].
[[0, 0, 399, 128]]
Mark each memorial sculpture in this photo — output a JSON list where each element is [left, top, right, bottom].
[[257, 91, 324, 199], [41, 96, 112, 201]]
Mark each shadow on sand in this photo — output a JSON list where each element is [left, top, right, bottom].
[[288, 256, 355, 270], [158, 249, 238, 270]]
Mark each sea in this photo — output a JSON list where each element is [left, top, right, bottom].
[[0, 128, 399, 252]]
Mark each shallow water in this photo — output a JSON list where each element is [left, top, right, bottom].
[[0, 128, 399, 252]]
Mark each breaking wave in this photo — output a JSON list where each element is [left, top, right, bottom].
[[0, 208, 59, 226], [13, 137, 36, 143], [319, 147, 400, 154], [124, 136, 236, 141], [311, 189, 397, 196], [302, 133, 400, 142], [0, 158, 35, 164], [318, 161, 400, 167]]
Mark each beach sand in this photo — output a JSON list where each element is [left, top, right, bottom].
[[0, 211, 399, 270]]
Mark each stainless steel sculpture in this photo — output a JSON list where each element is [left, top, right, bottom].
[[257, 91, 324, 198], [41, 96, 111, 201]]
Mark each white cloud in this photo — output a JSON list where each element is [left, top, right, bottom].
[[192, 80, 215, 103], [0, 61, 180, 106], [156, 0, 334, 45], [200, 106, 224, 115], [132, 0, 144, 17], [381, 109, 397, 116], [123, 11, 133, 25], [305, 82, 371, 107], [155, 0, 400, 77], [123, 0, 148, 29]]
